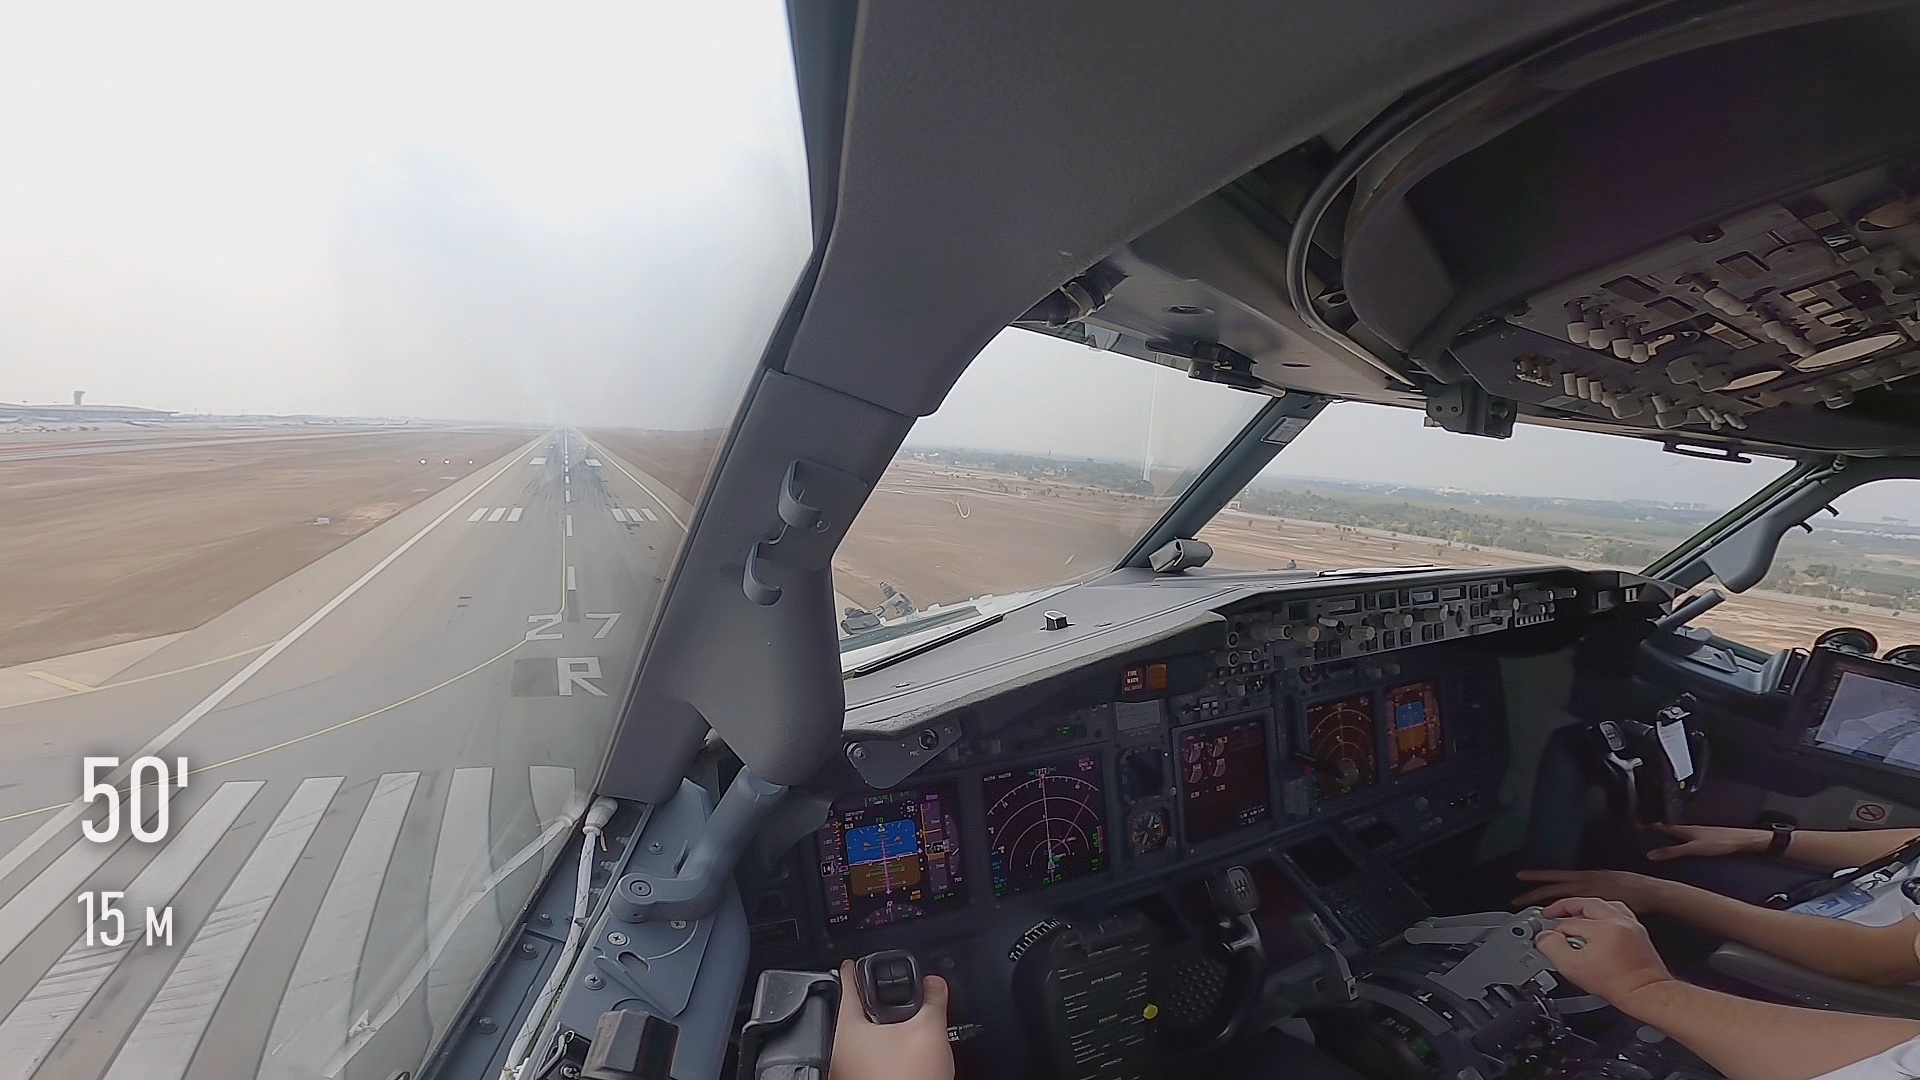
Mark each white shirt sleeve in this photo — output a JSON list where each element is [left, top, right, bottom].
[[1814, 1034, 1920, 1080]]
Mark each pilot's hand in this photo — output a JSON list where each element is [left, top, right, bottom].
[[830, 960, 954, 1080], [1645, 823, 1769, 862], [1534, 897, 1679, 1012], [1513, 868, 1680, 914]]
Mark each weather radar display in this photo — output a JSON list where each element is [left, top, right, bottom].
[[1304, 694, 1378, 798], [982, 754, 1109, 896], [816, 783, 967, 929]]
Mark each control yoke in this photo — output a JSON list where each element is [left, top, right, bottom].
[[735, 950, 928, 1080]]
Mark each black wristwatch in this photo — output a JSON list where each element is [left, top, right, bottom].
[[1764, 822, 1796, 858]]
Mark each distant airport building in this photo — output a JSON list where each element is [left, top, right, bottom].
[[0, 391, 177, 423]]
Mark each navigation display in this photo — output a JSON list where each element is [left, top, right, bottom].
[[982, 754, 1109, 897], [1304, 694, 1378, 798], [1178, 715, 1273, 843], [816, 783, 967, 929], [1811, 669, 1920, 768], [1385, 680, 1444, 775]]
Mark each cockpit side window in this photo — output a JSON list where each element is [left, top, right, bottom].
[[1687, 479, 1920, 653]]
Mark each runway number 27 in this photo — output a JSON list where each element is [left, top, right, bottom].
[[525, 612, 622, 641], [81, 756, 187, 844]]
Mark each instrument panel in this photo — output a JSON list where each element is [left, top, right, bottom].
[[805, 614, 1532, 946], [801, 648, 1505, 953], [778, 568, 1663, 959]]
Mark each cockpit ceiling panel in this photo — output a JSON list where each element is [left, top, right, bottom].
[[771, 0, 1625, 419]]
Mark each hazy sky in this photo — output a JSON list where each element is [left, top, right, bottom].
[[3, 5, 1916, 526], [0, 1, 811, 426]]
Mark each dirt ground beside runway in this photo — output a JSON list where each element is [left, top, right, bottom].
[[586, 429, 722, 506], [0, 428, 529, 667], [831, 460, 1913, 654]]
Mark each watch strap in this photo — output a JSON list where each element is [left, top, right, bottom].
[[1765, 822, 1795, 858]]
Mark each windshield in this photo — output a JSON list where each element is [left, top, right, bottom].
[[0, 5, 808, 1078], [1198, 398, 1793, 573], [833, 329, 1268, 657]]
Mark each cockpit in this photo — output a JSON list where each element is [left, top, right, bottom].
[[10, 4, 1920, 1080]]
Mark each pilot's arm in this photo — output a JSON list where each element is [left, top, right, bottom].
[[1515, 868, 1920, 986], [1642, 823, 1920, 872], [1537, 898, 1920, 1080]]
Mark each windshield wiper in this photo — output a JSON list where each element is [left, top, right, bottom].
[[841, 609, 1005, 678], [1314, 564, 1439, 577]]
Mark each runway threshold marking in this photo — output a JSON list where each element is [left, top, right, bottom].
[[582, 437, 687, 530], [0, 781, 262, 1078], [322, 811, 576, 1075], [263, 772, 418, 1077], [467, 508, 488, 522], [508, 507, 523, 523], [104, 777, 342, 1080], [0, 437, 539, 886]]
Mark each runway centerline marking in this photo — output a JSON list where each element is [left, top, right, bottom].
[[0, 437, 539, 888]]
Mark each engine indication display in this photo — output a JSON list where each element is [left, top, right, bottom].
[[982, 754, 1109, 896], [1304, 694, 1378, 799], [1178, 715, 1273, 843], [1385, 680, 1444, 775], [816, 782, 967, 929]]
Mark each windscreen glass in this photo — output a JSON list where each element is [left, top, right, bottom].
[[1196, 401, 1808, 642], [834, 329, 1265, 664], [0, 5, 810, 1077]]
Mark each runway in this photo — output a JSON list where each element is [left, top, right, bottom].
[[0, 429, 688, 1080]]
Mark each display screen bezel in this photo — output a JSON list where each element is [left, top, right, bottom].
[[979, 751, 1111, 898], [815, 781, 971, 930], [1788, 646, 1920, 776], [1383, 679, 1445, 776], [1175, 711, 1277, 847], [1299, 690, 1381, 800]]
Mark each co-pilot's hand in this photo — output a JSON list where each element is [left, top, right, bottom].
[[829, 960, 954, 1080], [1534, 897, 1679, 1011], [1644, 823, 1771, 862], [1513, 868, 1679, 914]]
